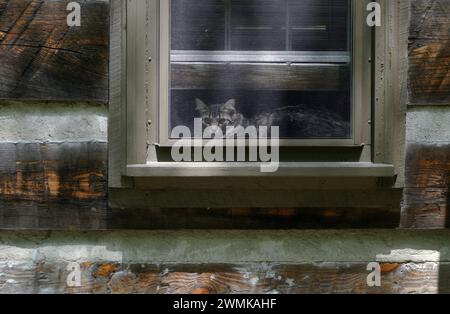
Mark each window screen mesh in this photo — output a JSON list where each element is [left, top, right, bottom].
[[169, 0, 352, 139]]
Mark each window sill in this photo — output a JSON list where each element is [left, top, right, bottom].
[[126, 162, 395, 177]]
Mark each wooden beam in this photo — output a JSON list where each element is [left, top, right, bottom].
[[0, 0, 109, 101], [106, 207, 400, 230], [0, 142, 108, 229], [0, 203, 401, 230], [408, 0, 450, 105], [401, 143, 450, 228], [1, 261, 449, 294], [0, 142, 402, 229]]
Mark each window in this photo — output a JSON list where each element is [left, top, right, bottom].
[[165, 0, 351, 143], [110, 0, 404, 184], [160, 0, 358, 145]]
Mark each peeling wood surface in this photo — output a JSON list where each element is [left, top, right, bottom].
[[409, 0, 450, 105], [402, 144, 450, 228], [0, 262, 448, 294], [0, 0, 109, 101]]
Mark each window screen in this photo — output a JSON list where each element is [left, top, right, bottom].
[[169, 0, 352, 139]]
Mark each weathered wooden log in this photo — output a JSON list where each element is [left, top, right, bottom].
[[0, 0, 109, 101], [0, 261, 448, 294], [409, 0, 450, 105], [0, 142, 108, 229], [401, 143, 450, 228]]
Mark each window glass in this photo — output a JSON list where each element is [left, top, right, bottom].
[[171, 0, 226, 50], [170, 0, 352, 139]]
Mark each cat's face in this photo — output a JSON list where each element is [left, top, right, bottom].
[[195, 98, 237, 133]]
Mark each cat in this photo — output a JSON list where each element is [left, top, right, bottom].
[[194, 98, 350, 138], [195, 98, 250, 135], [252, 105, 350, 138]]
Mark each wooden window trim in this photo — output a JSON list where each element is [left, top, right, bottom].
[[109, 0, 407, 193]]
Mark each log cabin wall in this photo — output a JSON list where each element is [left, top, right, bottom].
[[402, 0, 450, 228], [0, 0, 449, 294], [0, 0, 109, 229]]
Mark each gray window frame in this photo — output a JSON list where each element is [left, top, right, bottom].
[[109, 0, 406, 188], [157, 0, 366, 147]]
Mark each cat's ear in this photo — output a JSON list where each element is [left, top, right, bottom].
[[195, 98, 208, 113], [223, 99, 236, 112]]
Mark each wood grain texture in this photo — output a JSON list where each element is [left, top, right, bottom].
[[401, 143, 450, 228], [409, 0, 450, 105], [0, 142, 108, 229], [171, 63, 349, 91], [0, 0, 109, 101], [1, 261, 449, 294]]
